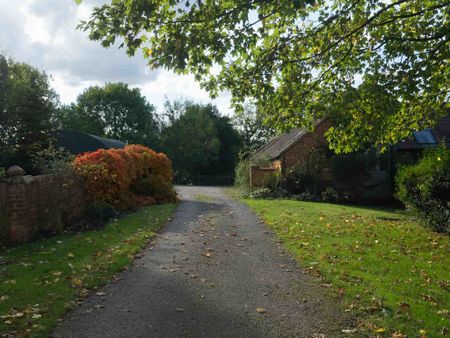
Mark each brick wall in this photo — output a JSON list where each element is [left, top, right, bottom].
[[0, 183, 8, 242], [0, 174, 86, 246], [282, 118, 331, 170], [250, 166, 280, 188]]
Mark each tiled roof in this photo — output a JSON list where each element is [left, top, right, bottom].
[[396, 114, 450, 150], [55, 130, 126, 155], [252, 128, 307, 161]]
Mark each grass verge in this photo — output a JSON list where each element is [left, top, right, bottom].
[[0, 204, 176, 337], [244, 199, 449, 337]]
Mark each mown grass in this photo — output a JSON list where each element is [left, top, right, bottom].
[[244, 199, 449, 337], [0, 204, 176, 337]]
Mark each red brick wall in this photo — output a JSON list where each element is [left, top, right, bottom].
[[0, 183, 8, 242], [0, 175, 86, 246], [282, 119, 331, 170], [250, 166, 280, 188]]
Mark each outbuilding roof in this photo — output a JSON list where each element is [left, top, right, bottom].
[[251, 118, 329, 162], [396, 114, 450, 150], [251, 128, 307, 162], [55, 130, 126, 155]]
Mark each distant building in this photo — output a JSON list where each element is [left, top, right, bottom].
[[55, 130, 126, 155], [394, 114, 450, 163], [249, 114, 450, 203]]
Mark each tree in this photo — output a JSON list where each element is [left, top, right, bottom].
[[80, 0, 449, 153], [161, 100, 241, 183], [233, 104, 276, 157], [0, 56, 59, 170], [0, 55, 9, 147], [210, 108, 243, 177], [57, 83, 160, 147]]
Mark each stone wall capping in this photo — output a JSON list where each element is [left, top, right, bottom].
[[7, 165, 26, 177], [22, 175, 36, 184]]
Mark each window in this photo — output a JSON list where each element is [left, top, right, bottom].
[[413, 129, 436, 145]]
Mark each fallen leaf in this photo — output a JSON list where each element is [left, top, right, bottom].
[[72, 278, 83, 287], [256, 308, 266, 313], [67, 253, 75, 259], [31, 314, 42, 320], [342, 329, 357, 334]]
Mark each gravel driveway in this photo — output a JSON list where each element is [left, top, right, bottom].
[[54, 186, 348, 338]]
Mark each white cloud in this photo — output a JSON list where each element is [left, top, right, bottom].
[[139, 72, 232, 115], [0, 0, 233, 115]]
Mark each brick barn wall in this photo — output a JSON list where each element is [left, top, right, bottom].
[[250, 166, 280, 188], [249, 119, 331, 189], [0, 175, 86, 246], [282, 119, 331, 170]]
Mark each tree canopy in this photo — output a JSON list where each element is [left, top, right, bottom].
[[56, 82, 160, 147], [0, 55, 59, 170], [161, 100, 241, 184], [233, 104, 277, 158], [80, 0, 449, 152]]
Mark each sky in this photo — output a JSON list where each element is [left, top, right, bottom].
[[0, 0, 233, 115]]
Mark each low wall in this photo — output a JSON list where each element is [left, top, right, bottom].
[[250, 166, 280, 188], [0, 174, 86, 246]]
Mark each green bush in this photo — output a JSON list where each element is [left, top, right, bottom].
[[282, 170, 315, 194], [281, 149, 326, 194], [234, 158, 250, 190], [70, 202, 120, 231], [321, 187, 339, 202], [131, 176, 178, 204], [262, 172, 279, 191], [249, 187, 273, 199], [396, 145, 450, 234], [30, 144, 75, 175], [331, 149, 377, 183]]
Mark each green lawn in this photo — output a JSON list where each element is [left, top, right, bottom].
[[0, 204, 176, 337], [244, 199, 449, 337]]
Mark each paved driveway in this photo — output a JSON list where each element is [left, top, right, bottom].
[[54, 186, 348, 337]]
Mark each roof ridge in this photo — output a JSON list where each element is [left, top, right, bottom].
[[250, 118, 330, 162]]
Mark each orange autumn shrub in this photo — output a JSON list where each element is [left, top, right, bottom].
[[73, 145, 177, 209]]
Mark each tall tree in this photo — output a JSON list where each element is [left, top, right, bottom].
[[58, 83, 160, 147], [233, 104, 276, 157], [0, 55, 9, 147], [161, 100, 241, 183], [209, 108, 242, 177], [80, 0, 449, 152], [0, 56, 59, 170]]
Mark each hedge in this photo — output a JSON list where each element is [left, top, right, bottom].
[[396, 144, 450, 234], [73, 145, 177, 209]]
